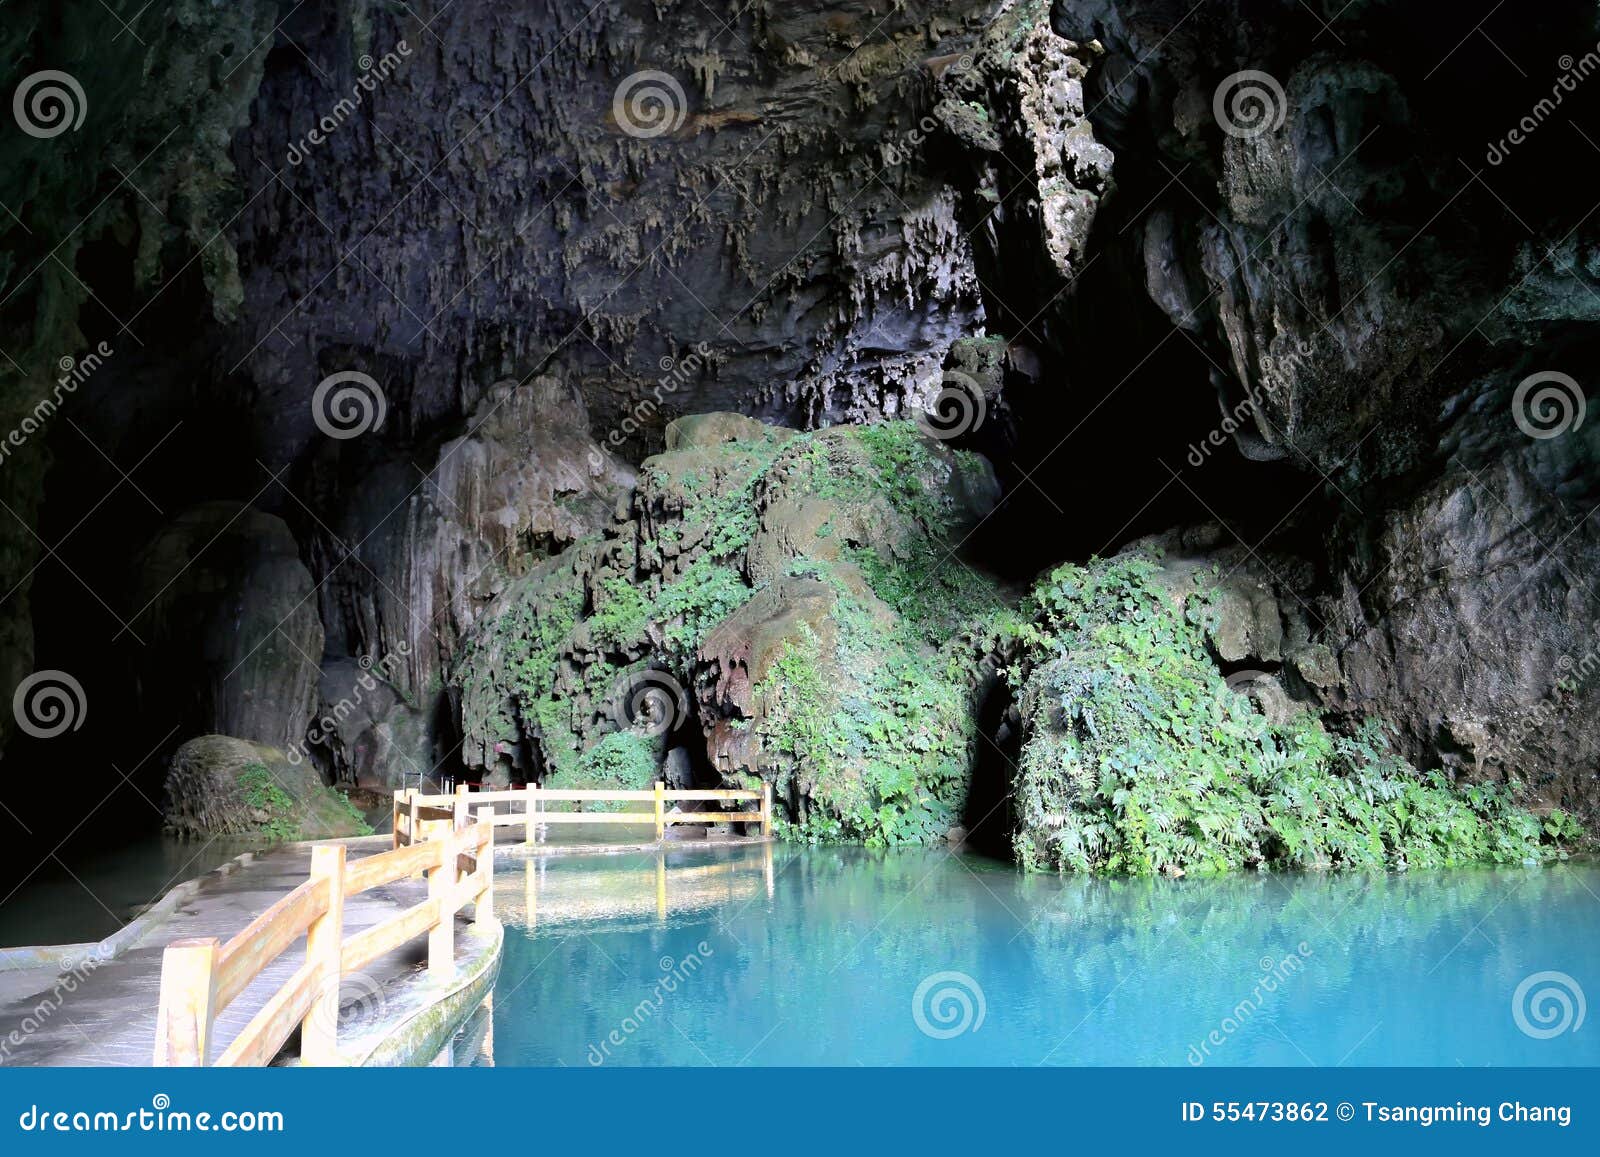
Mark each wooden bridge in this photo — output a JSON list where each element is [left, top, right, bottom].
[[153, 809, 495, 1067], [150, 780, 771, 1066], [392, 781, 773, 847]]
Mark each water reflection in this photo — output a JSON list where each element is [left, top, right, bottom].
[[472, 844, 1599, 1067]]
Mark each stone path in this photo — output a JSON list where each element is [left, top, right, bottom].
[[0, 839, 446, 1067]]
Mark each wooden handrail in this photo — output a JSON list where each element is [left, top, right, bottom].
[[213, 876, 332, 1009], [395, 782, 774, 848], [154, 812, 495, 1067]]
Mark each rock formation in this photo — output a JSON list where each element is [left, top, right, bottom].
[[1, 0, 1596, 866]]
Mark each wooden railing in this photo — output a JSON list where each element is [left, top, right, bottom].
[[153, 810, 495, 1067], [393, 781, 773, 847]]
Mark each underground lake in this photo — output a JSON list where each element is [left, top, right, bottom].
[[458, 844, 1600, 1067]]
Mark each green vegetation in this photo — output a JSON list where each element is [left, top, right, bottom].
[[655, 558, 752, 650], [1010, 555, 1570, 875], [757, 566, 976, 847], [455, 416, 1575, 874], [545, 731, 659, 811], [238, 762, 369, 842], [239, 762, 300, 842]]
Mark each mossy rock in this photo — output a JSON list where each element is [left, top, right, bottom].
[[1010, 554, 1565, 875], [164, 735, 371, 842], [452, 416, 1010, 844]]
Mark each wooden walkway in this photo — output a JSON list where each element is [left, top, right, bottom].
[[0, 841, 452, 1067]]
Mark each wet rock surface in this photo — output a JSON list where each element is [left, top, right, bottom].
[[1, 0, 1598, 861], [163, 734, 368, 841]]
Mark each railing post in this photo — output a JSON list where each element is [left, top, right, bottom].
[[391, 790, 403, 849], [301, 844, 347, 1066], [428, 827, 457, 982], [153, 937, 219, 1066], [524, 783, 535, 846], [474, 806, 495, 926], [655, 848, 667, 921], [409, 791, 420, 851], [762, 781, 773, 837], [654, 779, 665, 842], [454, 783, 470, 830]]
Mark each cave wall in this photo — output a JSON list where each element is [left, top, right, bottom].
[[1, 0, 1597, 835]]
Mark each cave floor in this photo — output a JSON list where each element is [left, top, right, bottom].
[[0, 839, 454, 1066]]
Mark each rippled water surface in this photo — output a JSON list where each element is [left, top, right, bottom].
[[481, 841, 1599, 1066]]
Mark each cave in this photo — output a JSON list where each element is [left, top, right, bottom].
[[1, 0, 1597, 908], [5, 0, 1600, 1094]]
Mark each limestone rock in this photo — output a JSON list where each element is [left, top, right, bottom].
[[164, 734, 368, 841], [131, 503, 322, 753], [311, 658, 435, 791]]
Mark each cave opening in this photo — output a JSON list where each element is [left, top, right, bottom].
[[961, 674, 1020, 862]]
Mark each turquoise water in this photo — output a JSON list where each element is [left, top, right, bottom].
[[482, 842, 1599, 1066]]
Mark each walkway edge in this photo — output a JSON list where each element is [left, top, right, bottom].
[[337, 919, 504, 1067]]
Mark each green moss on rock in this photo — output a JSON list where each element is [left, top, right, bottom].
[[453, 415, 1004, 842], [451, 412, 1567, 873], [164, 735, 370, 842], [1010, 554, 1566, 875]]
